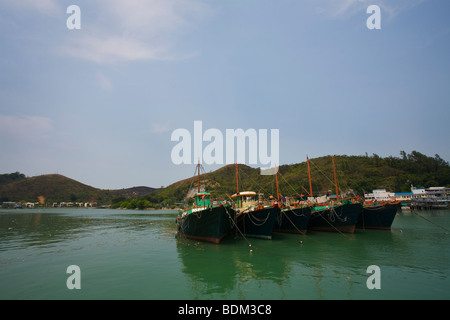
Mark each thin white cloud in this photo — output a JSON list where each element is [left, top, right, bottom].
[[151, 122, 171, 134], [58, 0, 212, 64], [96, 72, 113, 92], [0, 114, 53, 142], [1, 0, 61, 16], [61, 34, 166, 64], [312, 0, 427, 20]]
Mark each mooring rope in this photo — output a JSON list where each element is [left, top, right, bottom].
[[313, 205, 352, 239], [225, 206, 253, 247], [413, 211, 450, 233], [247, 209, 272, 227], [280, 209, 307, 235]]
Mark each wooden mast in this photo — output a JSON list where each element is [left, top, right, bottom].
[[235, 163, 239, 195], [197, 160, 200, 193], [275, 164, 280, 201], [332, 156, 339, 198], [235, 163, 240, 207], [307, 156, 313, 198]]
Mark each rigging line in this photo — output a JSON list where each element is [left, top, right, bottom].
[[413, 211, 450, 233], [278, 171, 309, 198], [335, 162, 356, 197], [279, 209, 307, 236], [273, 205, 329, 244], [309, 158, 350, 196], [238, 167, 266, 194], [309, 158, 336, 188], [184, 164, 202, 206], [239, 167, 274, 199], [225, 206, 253, 247], [278, 209, 325, 244], [314, 205, 352, 239]]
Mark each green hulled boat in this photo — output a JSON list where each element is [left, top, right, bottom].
[[275, 204, 311, 234], [357, 201, 399, 230], [305, 156, 362, 233], [308, 199, 362, 233], [232, 191, 279, 240], [176, 163, 235, 244], [177, 192, 235, 244]]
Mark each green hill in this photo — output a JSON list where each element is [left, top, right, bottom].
[[0, 173, 157, 205], [142, 151, 450, 207], [2, 150, 449, 208]]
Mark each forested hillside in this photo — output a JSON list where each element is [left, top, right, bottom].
[[0, 173, 156, 204], [2, 151, 449, 209], [135, 150, 450, 208]]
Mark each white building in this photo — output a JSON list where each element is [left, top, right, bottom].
[[364, 189, 395, 201]]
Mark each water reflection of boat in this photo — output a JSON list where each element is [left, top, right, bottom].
[[175, 241, 238, 296], [175, 238, 290, 298]]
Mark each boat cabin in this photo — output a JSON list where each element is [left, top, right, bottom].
[[191, 192, 212, 208], [231, 191, 258, 207], [231, 191, 273, 212]]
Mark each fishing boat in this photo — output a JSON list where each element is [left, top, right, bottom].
[[308, 199, 362, 233], [232, 191, 280, 240], [275, 203, 311, 235], [273, 163, 312, 234], [356, 201, 399, 230], [231, 164, 279, 240], [177, 164, 235, 244], [305, 156, 362, 234]]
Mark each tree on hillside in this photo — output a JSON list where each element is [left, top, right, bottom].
[[0, 172, 26, 185]]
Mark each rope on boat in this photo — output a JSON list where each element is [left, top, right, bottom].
[[280, 209, 307, 235], [330, 204, 348, 223], [246, 209, 272, 227], [278, 172, 308, 198], [278, 208, 329, 244], [314, 206, 352, 239], [224, 206, 253, 247], [238, 168, 272, 197]]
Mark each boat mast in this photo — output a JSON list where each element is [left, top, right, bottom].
[[332, 156, 339, 198], [235, 163, 240, 207], [275, 164, 280, 201], [307, 156, 313, 198], [197, 160, 200, 193], [235, 163, 239, 195]]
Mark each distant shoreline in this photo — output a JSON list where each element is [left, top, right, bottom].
[[0, 206, 182, 211]]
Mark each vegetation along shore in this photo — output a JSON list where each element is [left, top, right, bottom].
[[1, 151, 449, 210]]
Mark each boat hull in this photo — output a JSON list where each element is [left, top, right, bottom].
[[357, 203, 398, 230], [308, 202, 362, 234], [274, 206, 311, 234], [177, 205, 234, 244], [236, 206, 280, 240]]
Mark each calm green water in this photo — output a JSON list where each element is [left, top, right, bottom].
[[0, 208, 449, 300]]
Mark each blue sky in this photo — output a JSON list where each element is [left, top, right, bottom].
[[1, 0, 449, 189]]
